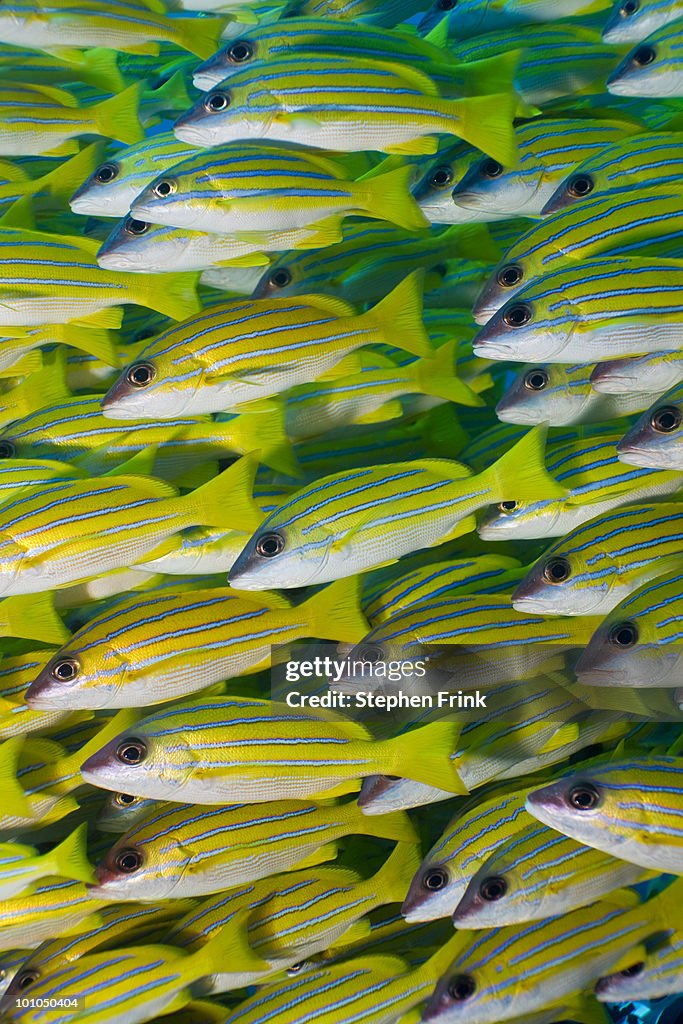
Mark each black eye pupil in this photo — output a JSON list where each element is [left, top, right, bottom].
[[271, 268, 291, 287], [621, 961, 645, 977], [116, 793, 136, 805], [127, 363, 155, 387], [479, 875, 507, 901], [116, 849, 143, 873], [229, 41, 252, 61], [0, 441, 14, 457], [499, 501, 518, 512], [504, 304, 532, 327], [568, 175, 593, 198], [423, 868, 448, 891], [483, 159, 503, 178], [17, 972, 39, 989], [95, 163, 117, 183], [360, 645, 383, 663], [431, 165, 453, 187], [116, 739, 147, 765], [651, 406, 681, 433], [525, 370, 548, 390], [155, 180, 173, 197], [609, 621, 638, 647], [634, 45, 656, 65], [439, 0, 456, 9], [622, 0, 639, 10], [543, 557, 571, 583], [256, 532, 285, 557], [448, 975, 476, 1001], [568, 784, 600, 810], [52, 659, 78, 681], [498, 265, 522, 287], [208, 92, 229, 111], [126, 218, 149, 236]]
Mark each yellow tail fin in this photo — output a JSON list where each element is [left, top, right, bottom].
[[93, 83, 144, 146], [381, 721, 468, 794], [189, 907, 269, 979], [220, 404, 300, 477], [360, 165, 429, 233], [139, 271, 201, 321], [450, 91, 519, 168], [189, 452, 265, 533], [413, 340, 483, 408], [304, 576, 369, 644], [0, 736, 31, 816], [480, 425, 569, 503], [0, 593, 69, 645], [172, 16, 227, 59], [369, 841, 423, 904], [367, 271, 432, 358], [46, 822, 94, 884]]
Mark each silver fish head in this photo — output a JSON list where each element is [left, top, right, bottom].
[[541, 169, 597, 216], [421, 967, 482, 1024], [102, 347, 204, 420], [69, 157, 126, 217], [229, 513, 334, 589], [574, 612, 677, 686], [478, 497, 560, 541], [88, 838, 174, 901], [402, 855, 465, 923], [174, 88, 252, 148], [81, 723, 189, 800], [512, 551, 613, 616], [451, 154, 533, 217], [602, 0, 658, 44], [607, 40, 671, 96], [617, 400, 683, 469], [97, 217, 159, 272], [193, 38, 259, 90], [26, 645, 128, 710], [472, 259, 528, 325], [525, 774, 604, 838], [473, 295, 575, 363], [495, 365, 565, 425]]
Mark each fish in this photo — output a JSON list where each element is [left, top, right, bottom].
[[412, 141, 505, 225], [0, 0, 226, 58], [495, 361, 653, 425], [101, 273, 431, 419], [401, 786, 537, 921], [131, 144, 428, 236], [0, 878, 104, 949], [526, 755, 683, 872], [419, 0, 611, 39], [26, 577, 369, 709], [363, 553, 522, 625], [478, 431, 683, 540], [0, 393, 297, 477], [451, 116, 642, 219], [0, 948, 31, 999], [574, 569, 683, 687], [595, 930, 683, 1000], [173, 57, 518, 163], [472, 187, 683, 324], [0, 824, 93, 899], [97, 791, 161, 832], [0, 321, 118, 373], [0, 81, 142, 158], [591, 349, 683, 396], [0, 916, 269, 1024], [89, 797, 416, 900], [541, 130, 683, 216], [446, 24, 626, 105], [0, 45, 125, 92], [451, 819, 651, 928], [166, 841, 422, 990], [603, 0, 683, 42], [474, 255, 683, 363], [0, 593, 69, 645], [0, 451, 264, 595], [421, 886, 677, 1024], [608, 17, 683, 95], [512, 501, 683, 617], [191, 17, 462, 90], [617, 379, 683, 468], [0, 227, 200, 326], [80, 696, 465, 802], [228, 426, 566, 589], [70, 131, 196, 218]]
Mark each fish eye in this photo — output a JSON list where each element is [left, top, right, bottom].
[[255, 532, 285, 557], [126, 362, 156, 388], [482, 158, 503, 178], [650, 406, 682, 433], [497, 264, 523, 288], [567, 783, 600, 810], [608, 621, 638, 648], [523, 369, 548, 391], [498, 500, 518, 512], [93, 162, 119, 184], [543, 556, 571, 584], [153, 179, 176, 198], [15, 970, 40, 990], [115, 738, 147, 766], [621, 0, 639, 11], [620, 961, 645, 977], [422, 866, 449, 891], [438, 0, 456, 9], [358, 643, 383, 663], [503, 303, 532, 328], [567, 174, 594, 198], [270, 267, 292, 288], [479, 875, 508, 901], [114, 792, 138, 806], [0, 440, 15, 458], [227, 40, 253, 62], [633, 44, 656, 65], [287, 962, 304, 975], [51, 657, 79, 682], [447, 975, 476, 1001], [125, 218, 150, 236], [430, 164, 453, 189], [205, 91, 231, 112], [115, 848, 144, 873]]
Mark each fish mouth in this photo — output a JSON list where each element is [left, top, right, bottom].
[[574, 664, 626, 686], [25, 673, 64, 709], [472, 303, 498, 326], [615, 441, 659, 467], [473, 338, 514, 359]]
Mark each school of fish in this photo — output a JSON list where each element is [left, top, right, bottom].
[[0, 0, 680, 1022]]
